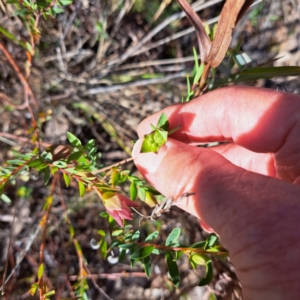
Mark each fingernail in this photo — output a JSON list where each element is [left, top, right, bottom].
[[132, 139, 167, 174]]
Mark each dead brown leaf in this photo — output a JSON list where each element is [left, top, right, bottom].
[[177, 0, 211, 63], [207, 0, 254, 68]]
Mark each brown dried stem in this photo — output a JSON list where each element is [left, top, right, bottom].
[[136, 242, 228, 257], [93, 157, 133, 174]]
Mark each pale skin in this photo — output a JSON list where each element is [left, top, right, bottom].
[[132, 86, 300, 300]]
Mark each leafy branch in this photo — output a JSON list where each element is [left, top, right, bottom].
[[110, 227, 228, 287], [140, 112, 181, 153]]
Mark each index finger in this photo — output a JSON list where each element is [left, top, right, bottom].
[[138, 86, 300, 154]]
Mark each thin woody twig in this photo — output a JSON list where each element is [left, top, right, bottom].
[[93, 157, 133, 174], [84, 266, 113, 300]]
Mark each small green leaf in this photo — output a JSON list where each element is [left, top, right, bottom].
[[0, 25, 26, 49], [111, 170, 120, 186], [131, 230, 140, 241], [204, 233, 218, 250], [190, 241, 206, 248], [28, 159, 43, 167], [29, 283, 38, 296], [175, 250, 183, 261], [52, 6, 64, 14], [0, 194, 11, 204], [67, 132, 82, 147], [118, 248, 126, 262], [84, 139, 95, 150], [198, 256, 213, 286], [166, 251, 180, 287], [88, 147, 97, 157], [145, 230, 159, 242], [129, 182, 137, 201], [143, 255, 152, 278], [100, 239, 107, 259], [7, 159, 25, 165], [63, 173, 71, 187], [43, 196, 53, 211], [98, 229, 106, 237], [25, 41, 34, 55], [68, 151, 83, 162], [138, 188, 146, 201], [112, 229, 123, 237], [110, 241, 121, 248], [124, 231, 133, 241], [95, 183, 118, 192], [119, 243, 135, 249], [69, 224, 75, 239], [131, 245, 154, 259], [141, 129, 168, 153], [14, 8, 28, 16], [154, 130, 168, 145], [189, 258, 197, 270], [51, 166, 58, 175], [36, 0, 48, 9], [43, 166, 51, 185], [130, 259, 136, 268], [78, 181, 85, 197], [165, 227, 181, 246], [52, 161, 67, 168], [100, 212, 109, 218], [151, 249, 160, 255], [144, 191, 157, 207], [38, 263, 44, 279], [108, 216, 115, 227], [140, 133, 157, 153], [59, 0, 73, 4], [150, 124, 156, 131], [191, 254, 207, 265], [118, 173, 127, 183], [43, 290, 55, 297], [156, 113, 169, 131]]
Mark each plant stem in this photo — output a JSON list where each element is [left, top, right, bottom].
[[93, 157, 134, 174], [136, 241, 228, 257]]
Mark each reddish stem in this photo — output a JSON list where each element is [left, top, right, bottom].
[[136, 241, 227, 256]]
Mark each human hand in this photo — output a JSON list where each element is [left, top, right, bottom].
[[132, 86, 300, 300]]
